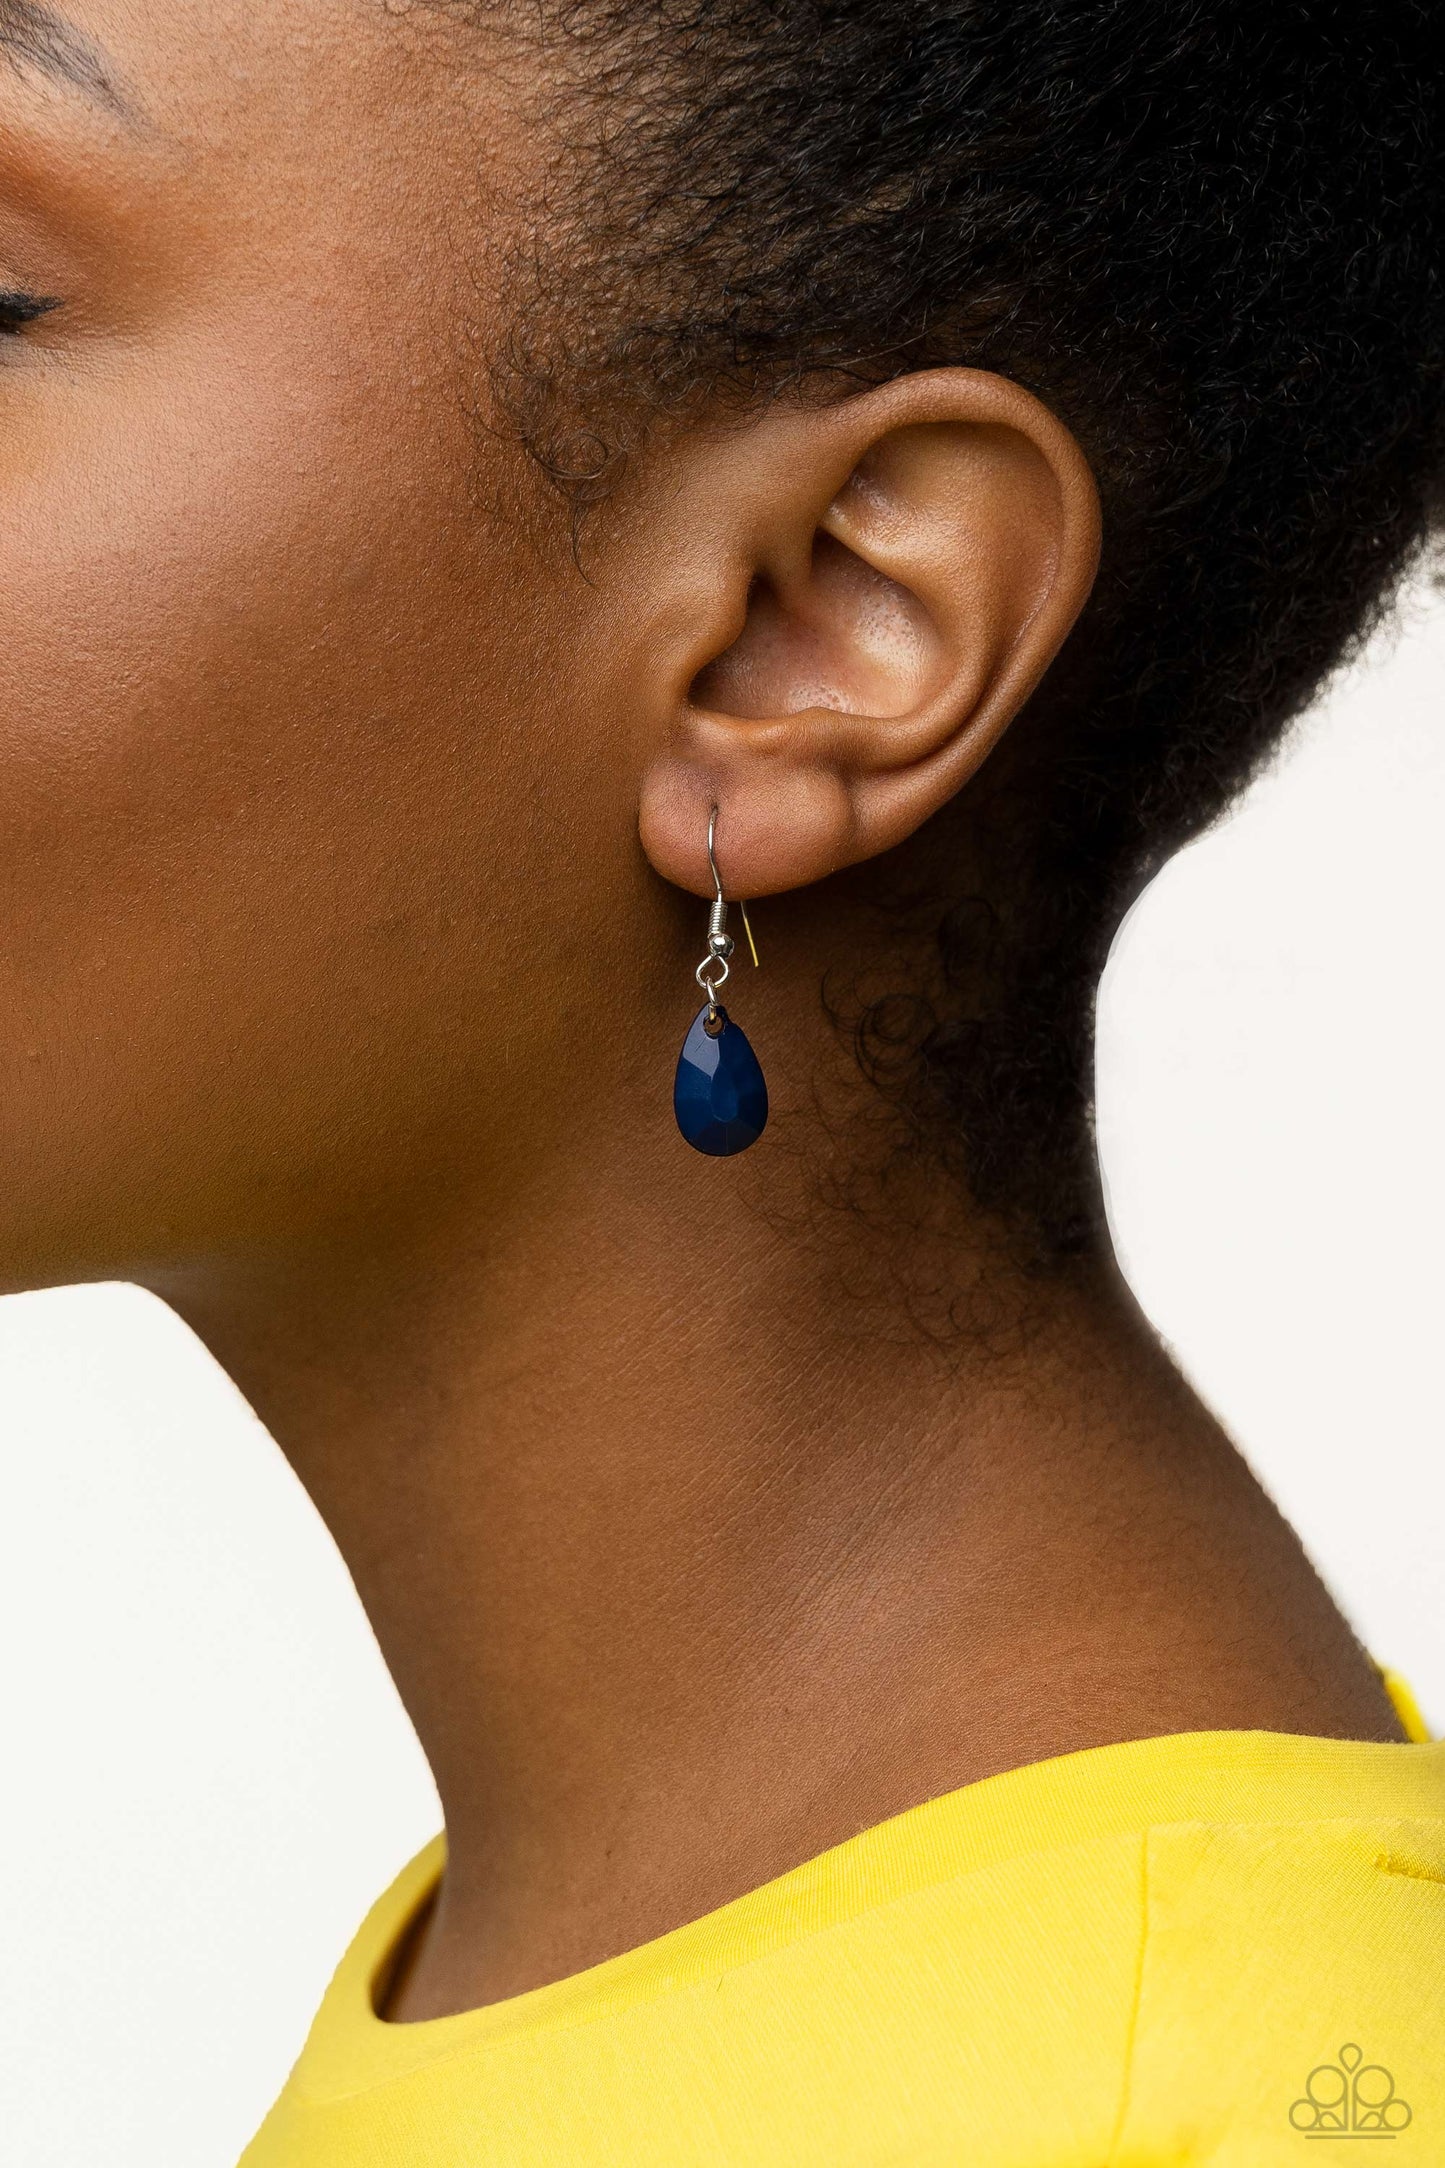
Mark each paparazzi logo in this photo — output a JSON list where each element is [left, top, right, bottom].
[[1290, 2043, 1412, 2139]]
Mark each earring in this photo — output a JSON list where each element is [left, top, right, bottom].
[[672, 805, 769, 1156]]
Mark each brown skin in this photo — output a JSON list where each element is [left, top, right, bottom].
[[0, 0, 1402, 2025]]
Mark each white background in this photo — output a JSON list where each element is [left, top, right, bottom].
[[2, 578, 1442, 2168]]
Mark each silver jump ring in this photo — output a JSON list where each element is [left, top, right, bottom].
[[696, 951, 730, 1001]]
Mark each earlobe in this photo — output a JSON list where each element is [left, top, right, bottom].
[[639, 368, 1100, 900]]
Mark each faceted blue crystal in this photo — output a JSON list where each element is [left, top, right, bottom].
[[673, 1003, 768, 1156]]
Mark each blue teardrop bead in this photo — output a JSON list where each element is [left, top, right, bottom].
[[673, 1003, 769, 1156]]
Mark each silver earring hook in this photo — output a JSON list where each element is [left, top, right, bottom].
[[705, 804, 758, 967], [706, 804, 725, 907], [694, 804, 758, 1020]]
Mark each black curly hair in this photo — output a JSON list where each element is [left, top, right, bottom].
[[473, 0, 1445, 1259]]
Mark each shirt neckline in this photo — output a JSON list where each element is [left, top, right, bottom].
[[294, 1717, 1443, 2102]]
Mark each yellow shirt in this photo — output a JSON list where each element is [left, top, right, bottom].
[[243, 1676, 1442, 2166]]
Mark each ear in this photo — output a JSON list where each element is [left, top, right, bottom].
[[636, 369, 1100, 899]]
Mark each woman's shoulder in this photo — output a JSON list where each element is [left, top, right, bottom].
[[243, 1727, 1444, 2166]]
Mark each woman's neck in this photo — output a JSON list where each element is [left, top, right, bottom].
[[154, 1138, 1401, 2022]]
